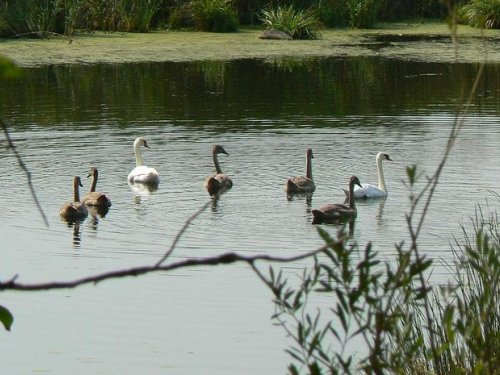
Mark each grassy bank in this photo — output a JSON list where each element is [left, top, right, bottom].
[[0, 22, 499, 67]]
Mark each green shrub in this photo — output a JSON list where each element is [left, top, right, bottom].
[[168, 3, 193, 29], [318, 0, 350, 27], [259, 4, 322, 40], [191, 0, 239, 32], [459, 0, 500, 29], [347, 0, 382, 28]]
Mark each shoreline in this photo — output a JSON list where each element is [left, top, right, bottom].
[[0, 22, 499, 67]]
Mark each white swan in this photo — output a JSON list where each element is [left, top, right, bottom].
[[127, 137, 160, 185], [345, 152, 392, 199], [285, 148, 316, 194], [60, 176, 88, 222]]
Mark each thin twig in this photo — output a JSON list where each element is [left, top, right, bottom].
[[1, 120, 49, 227], [154, 198, 213, 267]]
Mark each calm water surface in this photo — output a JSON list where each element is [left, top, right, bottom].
[[0, 57, 499, 374]]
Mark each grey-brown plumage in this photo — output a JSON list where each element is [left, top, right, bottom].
[[83, 167, 112, 208], [312, 176, 362, 224], [204, 144, 233, 196], [286, 148, 316, 194], [60, 176, 88, 222]]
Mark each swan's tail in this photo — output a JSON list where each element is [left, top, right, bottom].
[[286, 179, 298, 192], [206, 177, 221, 196], [96, 195, 112, 207]]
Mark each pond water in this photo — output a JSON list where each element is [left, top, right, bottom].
[[0, 57, 499, 374]]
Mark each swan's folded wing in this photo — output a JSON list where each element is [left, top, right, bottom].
[[128, 166, 160, 184], [353, 183, 386, 198]]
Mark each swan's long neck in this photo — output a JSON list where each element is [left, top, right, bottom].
[[348, 181, 356, 210], [306, 152, 313, 180], [73, 177, 81, 202], [213, 150, 223, 174], [90, 170, 98, 192], [134, 142, 144, 167], [376, 156, 387, 193]]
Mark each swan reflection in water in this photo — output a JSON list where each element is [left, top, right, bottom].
[[286, 191, 313, 207], [209, 188, 234, 212], [61, 220, 83, 247], [87, 205, 110, 230], [129, 181, 159, 204]]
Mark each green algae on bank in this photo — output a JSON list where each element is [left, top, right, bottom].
[[0, 22, 499, 67]]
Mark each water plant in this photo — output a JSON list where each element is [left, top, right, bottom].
[[259, 4, 322, 40]]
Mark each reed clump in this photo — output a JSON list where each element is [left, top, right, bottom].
[[259, 4, 322, 40]]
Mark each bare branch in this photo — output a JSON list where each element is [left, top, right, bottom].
[[1, 120, 49, 227], [0, 246, 328, 292]]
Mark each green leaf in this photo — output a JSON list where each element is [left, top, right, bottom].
[[0, 305, 14, 331], [406, 165, 417, 186], [288, 364, 300, 375]]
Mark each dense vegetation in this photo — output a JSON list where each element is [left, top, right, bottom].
[[0, 0, 498, 39]]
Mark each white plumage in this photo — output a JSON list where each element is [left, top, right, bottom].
[[348, 152, 392, 199], [128, 137, 160, 185]]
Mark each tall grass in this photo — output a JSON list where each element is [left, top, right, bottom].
[[0, 0, 162, 37], [0, 0, 65, 37], [71, 0, 163, 33]]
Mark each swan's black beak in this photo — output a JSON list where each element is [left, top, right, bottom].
[[353, 176, 362, 188], [143, 141, 150, 148]]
